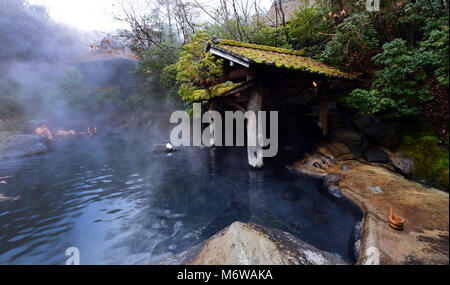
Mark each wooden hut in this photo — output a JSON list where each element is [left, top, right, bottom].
[[199, 39, 355, 168]]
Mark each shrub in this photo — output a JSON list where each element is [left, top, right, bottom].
[[347, 39, 433, 117]]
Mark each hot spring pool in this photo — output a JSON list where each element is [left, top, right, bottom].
[[0, 133, 361, 264]]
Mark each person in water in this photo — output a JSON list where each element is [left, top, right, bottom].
[[55, 129, 76, 137], [35, 124, 53, 140], [0, 176, 12, 184], [0, 193, 22, 202], [88, 126, 97, 137], [0, 176, 20, 202]]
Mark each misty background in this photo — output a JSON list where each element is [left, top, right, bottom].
[[0, 0, 175, 134]]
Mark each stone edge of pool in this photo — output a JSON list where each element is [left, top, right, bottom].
[[326, 160, 449, 265]]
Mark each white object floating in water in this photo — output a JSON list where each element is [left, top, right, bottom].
[[166, 153, 173, 157], [367, 186, 383, 194], [166, 142, 174, 150]]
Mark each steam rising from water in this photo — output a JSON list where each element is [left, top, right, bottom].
[[0, 0, 150, 130]]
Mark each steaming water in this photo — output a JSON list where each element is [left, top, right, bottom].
[[0, 133, 361, 264]]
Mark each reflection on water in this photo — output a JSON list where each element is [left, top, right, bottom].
[[0, 133, 361, 264]]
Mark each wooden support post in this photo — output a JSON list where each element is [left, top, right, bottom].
[[247, 85, 264, 168], [318, 85, 328, 136], [209, 100, 217, 146]]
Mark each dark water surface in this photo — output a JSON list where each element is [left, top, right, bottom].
[[0, 133, 361, 264]]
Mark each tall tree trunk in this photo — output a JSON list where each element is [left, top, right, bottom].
[[277, 0, 291, 44], [221, 0, 232, 40]]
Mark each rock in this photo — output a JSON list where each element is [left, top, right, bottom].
[[352, 219, 363, 261], [152, 143, 175, 154], [330, 128, 362, 146], [0, 131, 18, 143], [351, 114, 376, 131], [316, 142, 355, 161], [348, 146, 362, 160], [321, 173, 345, 189], [389, 152, 414, 177], [199, 201, 251, 241], [363, 120, 400, 148], [362, 147, 390, 163], [0, 134, 53, 160], [287, 153, 336, 178], [327, 161, 449, 265], [155, 222, 347, 265], [319, 173, 345, 198]]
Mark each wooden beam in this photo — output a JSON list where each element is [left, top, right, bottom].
[[208, 100, 218, 146], [218, 68, 253, 84], [272, 78, 318, 88], [196, 68, 252, 87], [247, 85, 264, 168], [209, 47, 250, 67], [317, 85, 328, 136], [225, 96, 248, 103]]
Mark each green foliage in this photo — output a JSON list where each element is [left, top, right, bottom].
[[54, 68, 131, 116], [441, 169, 449, 189], [56, 68, 92, 112], [319, 13, 379, 72], [418, 14, 449, 88], [131, 42, 181, 105], [398, 0, 449, 88], [176, 31, 224, 102], [252, 25, 292, 49], [160, 63, 179, 101], [186, 81, 243, 102], [288, 4, 331, 52], [0, 76, 23, 119], [348, 39, 433, 117]]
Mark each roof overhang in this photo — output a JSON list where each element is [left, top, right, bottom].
[[207, 44, 250, 68]]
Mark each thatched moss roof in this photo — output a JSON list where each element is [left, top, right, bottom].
[[209, 40, 355, 79]]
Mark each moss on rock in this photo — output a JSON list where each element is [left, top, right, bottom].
[[398, 135, 449, 189], [440, 169, 449, 189]]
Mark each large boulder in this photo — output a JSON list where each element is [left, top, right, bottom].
[[154, 222, 347, 265], [351, 114, 376, 131], [362, 147, 390, 163], [330, 128, 362, 147], [0, 131, 18, 143], [319, 173, 345, 198], [389, 152, 415, 177], [0, 134, 53, 160], [363, 121, 400, 148], [316, 141, 355, 161]]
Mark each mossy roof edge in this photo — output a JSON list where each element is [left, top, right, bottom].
[[208, 40, 356, 80], [212, 39, 306, 56]]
